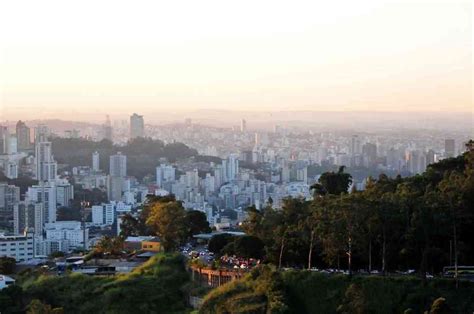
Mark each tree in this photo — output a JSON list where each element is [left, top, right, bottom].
[[119, 213, 142, 238], [184, 210, 211, 238], [229, 235, 264, 260], [0, 256, 16, 274], [146, 199, 187, 252], [56, 207, 81, 221], [94, 236, 124, 256], [337, 283, 367, 314], [27, 299, 64, 314], [208, 234, 235, 255], [317, 166, 353, 195]]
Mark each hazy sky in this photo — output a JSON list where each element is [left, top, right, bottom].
[[0, 0, 472, 121]]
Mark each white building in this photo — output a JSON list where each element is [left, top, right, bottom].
[[0, 230, 35, 262], [56, 182, 74, 207], [26, 183, 57, 224], [109, 152, 127, 177], [35, 239, 70, 256], [156, 164, 176, 187], [223, 154, 239, 182], [35, 141, 57, 182], [44, 221, 88, 249], [6, 161, 18, 179], [107, 176, 124, 202], [91, 204, 115, 226]]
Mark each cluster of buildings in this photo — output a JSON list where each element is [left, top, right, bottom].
[[0, 114, 468, 262], [0, 115, 151, 262], [0, 123, 84, 261]]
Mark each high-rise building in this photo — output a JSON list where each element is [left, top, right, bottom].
[[254, 133, 260, 146], [13, 202, 43, 235], [240, 119, 247, 133], [445, 139, 456, 158], [107, 176, 124, 201], [1, 128, 18, 154], [0, 126, 7, 154], [0, 183, 20, 232], [92, 204, 115, 225], [34, 125, 49, 144], [103, 115, 113, 142], [26, 183, 57, 224], [426, 149, 435, 165], [407, 150, 427, 174], [362, 142, 377, 165], [35, 141, 57, 182], [92, 151, 100, 172], [350, 135, 362, 156], [16, 120, 31, 151], [56, 183, 74, 207], [223, 154, 239, 181], [109, 152, 127, 177], [156, 164, 176, 187], [130, 113, 144, 139]]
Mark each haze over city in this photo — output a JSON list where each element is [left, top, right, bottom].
[[1, 0, 472, 122]]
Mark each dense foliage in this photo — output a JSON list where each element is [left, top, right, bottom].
[[51, 137, 198, 179], [242, 144, 474, 279], [0, 254, 190, 314], [0, 257, 16, 275], [119, 196, 211, 251], [200, 266, 474, 314]]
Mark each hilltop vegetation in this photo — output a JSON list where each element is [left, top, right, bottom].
[[200, 266, 474, 313], [51, 137, 198, 179], [241, 143, 474, 277], [0, 254, 191, 314]]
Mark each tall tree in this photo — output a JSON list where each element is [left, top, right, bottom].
[[317, 166, 353, 195], [146, 198, 187, 252], [184, 210, 211, 238]]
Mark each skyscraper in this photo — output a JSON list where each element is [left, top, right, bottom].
[[103, 115, 113, 142], [0, 183, 20, 232], [35, 142, 57, 182], [445, 139, 455, 158], [26, 183, 57, 224], [156, 164, 176, 187], [130, 113, 144, 139], [92, 151, 100, 172], [109, 152, 127, 177], [34, 125, 49, 144], [350, 135, 362, 156], [240, 119, 247, 133], [16, 120, 31, 151], [108, 152, 127, 202], [223, 154, 239, 181], [0, 126, 7, 154], [362, 142, 377, 165]]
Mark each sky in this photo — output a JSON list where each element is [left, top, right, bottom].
[[0, 0, 472, 121]]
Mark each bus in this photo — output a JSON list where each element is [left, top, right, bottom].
[[443, 266, 474, 281]]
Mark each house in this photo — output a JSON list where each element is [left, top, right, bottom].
[[141, 237, 161, 252], [124, 236, 153, 252]]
